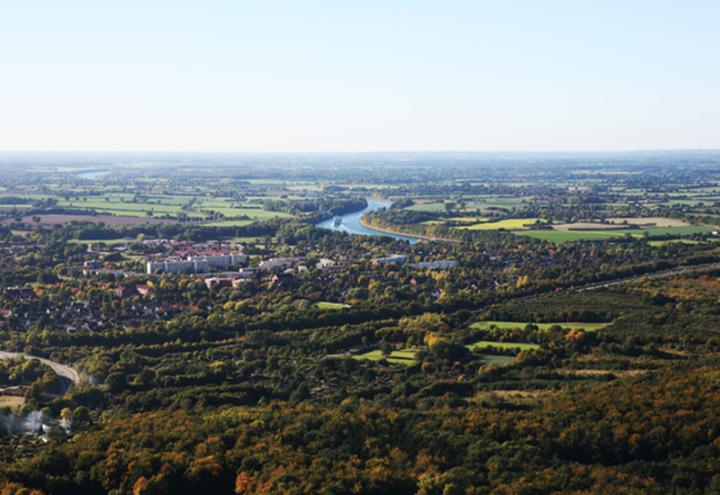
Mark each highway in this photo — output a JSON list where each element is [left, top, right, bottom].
[[0, 351, 80, 386]]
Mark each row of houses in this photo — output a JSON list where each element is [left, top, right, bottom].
[[371, 255, 457, 269]]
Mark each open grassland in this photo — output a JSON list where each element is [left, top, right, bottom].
[[15, 192, 294, 221], [607, 217, 690, 227], [202, 220, 255, 227], [647, 239, 703, 247], [471, 320, 609, 332], [202, 207, 292, 220], [69, 237, 137, 245], [518, 230, 627, 243], [552, 222, 629, 231], [478, 354, 516, 366], [467, 341, 541, 352], [406, 195, 527, 213], [352, 349, 418, 366], [456, 218, 541, 230], [315, 302, 351, 310], [1, 214, 174, 226], [517, 225, 714, 243], [406, 202, 447, 212], [449, 216, 491, 223]]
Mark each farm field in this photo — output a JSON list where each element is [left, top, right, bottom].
[[467, 341, 541, 352], [202, 220, 255, 227], [552, 222, 629, 231], [9, 192, 296, 221], [0, 214, 174, 226], [517, 230, 630, 242], [517, 225, 714, 243], [198, 206, 293, 220], [406, 196, 527, 213], [352, 349, 418, 366], [406, 202, 447, 212], [68, 237, 137, 245], [606, 217, 690, 227], [647, 239, 702, 247], [471, 321, 609, 331], [315, 302, 351, 310], [455, 218, 541, 230], [478, 354, 516, 366]]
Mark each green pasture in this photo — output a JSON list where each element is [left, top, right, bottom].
[[315, 302, 351, 310], [471, 321, 609, 332], [352, 349, 418, 366]]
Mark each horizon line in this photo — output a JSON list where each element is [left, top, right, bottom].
[[1, 148, 720, 155]]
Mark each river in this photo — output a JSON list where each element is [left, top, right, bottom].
[[316, 198, 419, 243]]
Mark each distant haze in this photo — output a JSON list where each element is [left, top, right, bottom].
[[1, 1, 719, 152]]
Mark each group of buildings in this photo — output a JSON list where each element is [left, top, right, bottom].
[[146, 253, 248, 274]]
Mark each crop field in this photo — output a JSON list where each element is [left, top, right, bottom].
[[56, 195, 203, 218], [69, 237, 137, 245], [450, 216, 491, 223], [199, 207, 292, 220], [478, 354, 515, 366], [606, 217, 690, 227], [202, 220, 255, 227], [517, 230, 628, 242], [647, 239, 702, 247], [517, 225, 714, 243], [0, 214, 173, 226], [352, 349, 417, 366], [552, 222, 629, 231], [315, 302, 351, 310], [471, 320, 609, 332], [467, 341, 541, 352], [406, 195, 527, 213], [12, 192, 296, 221], [406, 202, 447, 212], [456, 218, 541, 230]]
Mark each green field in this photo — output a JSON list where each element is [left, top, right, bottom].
[[407, 202, 447, 212], [456, 218, 541, 230], [647, 239, 702, 247], [69, 237, 136, 245], [518, 225, 714, 243], [352, 349, 418, 366], [198, 206, 292, 220], [315, 302, 351, 310], [202, 220, 255, 227], [517, 230, 623, 243], [43, 193, 295, 221], [478, 354, 516, 366], [467, 340, 540, 352], [471, 321, 609, 332], [408, 195, 530, 213], [227, 236, 266, 243]]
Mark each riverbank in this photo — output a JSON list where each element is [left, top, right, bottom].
[[359, 216, 457, 243]]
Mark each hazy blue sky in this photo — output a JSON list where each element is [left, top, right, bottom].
[[1, 1, 718, 151]]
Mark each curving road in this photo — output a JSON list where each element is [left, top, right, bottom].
[[0, 351, 80, 385]]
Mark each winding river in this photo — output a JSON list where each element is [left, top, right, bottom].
[[316, 198, 419, 243]]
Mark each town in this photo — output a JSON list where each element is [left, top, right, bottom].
[[0, 153, 719, 493]]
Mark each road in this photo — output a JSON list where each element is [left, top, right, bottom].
[[570, 261, 720, 292], [509, 261, 720, 303], [0, 351, 80, 385]]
